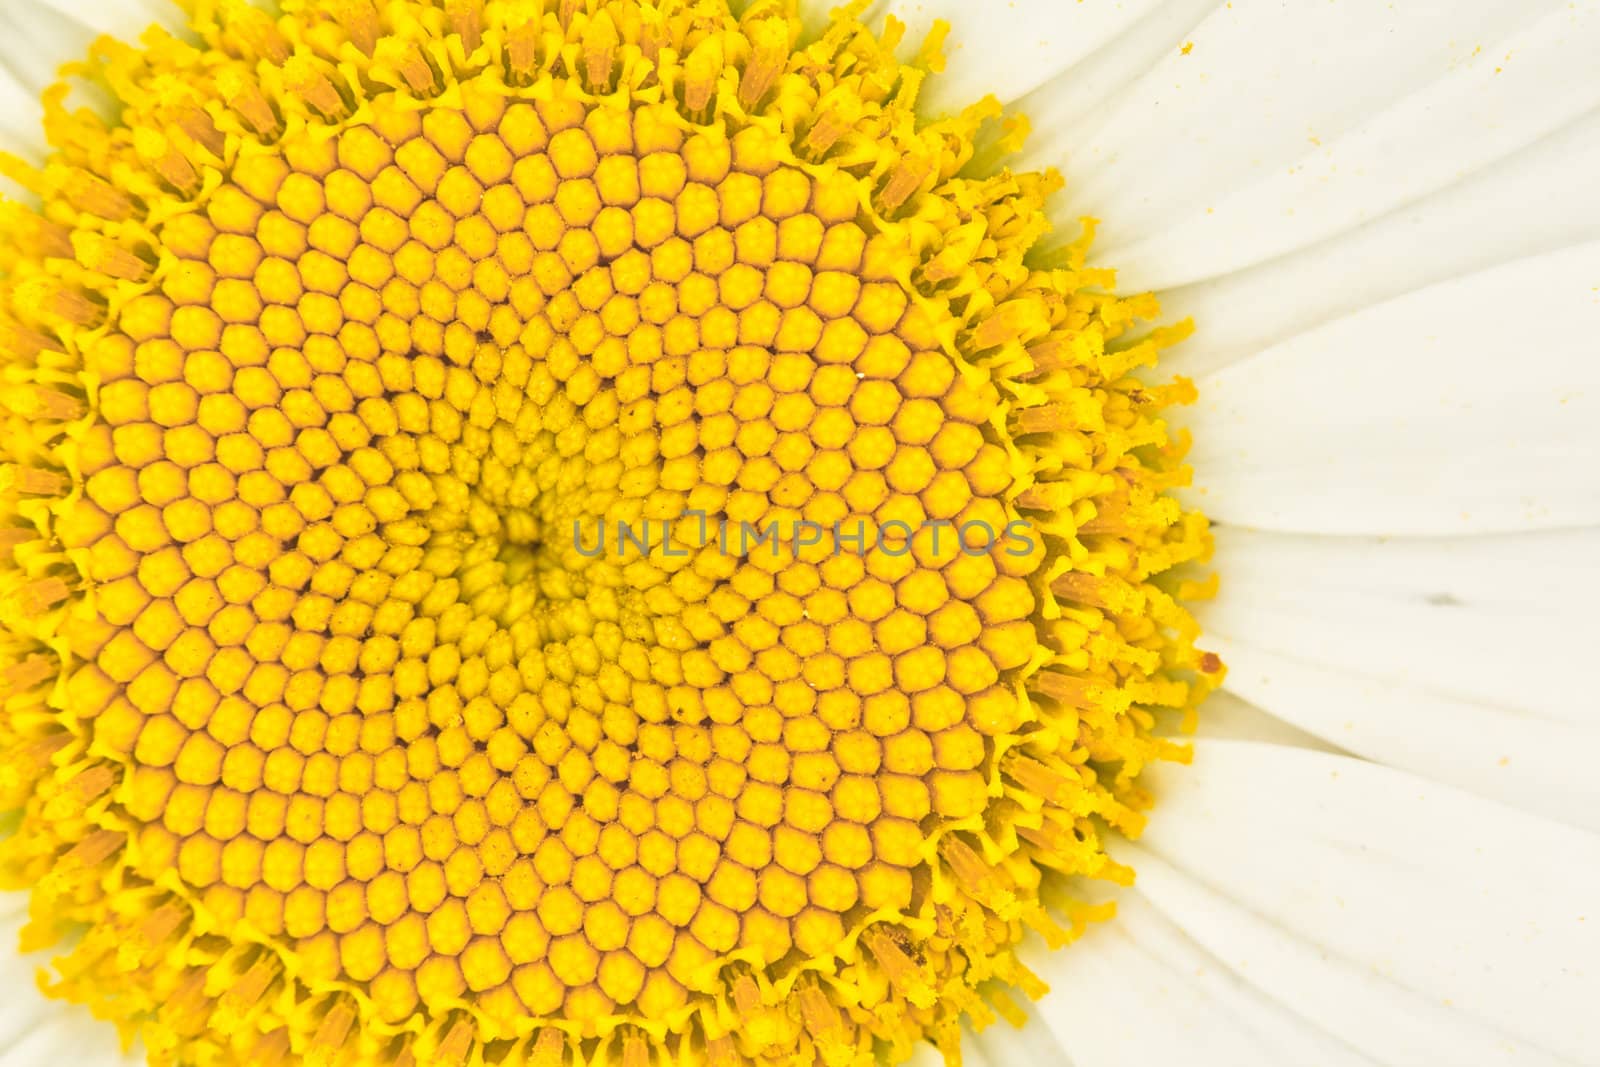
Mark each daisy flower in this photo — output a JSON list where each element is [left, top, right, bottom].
[[1, 2, 1596, 1066]]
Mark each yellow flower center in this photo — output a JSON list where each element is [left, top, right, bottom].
[[0, 1, 1218, 1065]]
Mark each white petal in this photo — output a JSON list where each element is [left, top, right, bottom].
[[880, 0, 1166, 116], [907, 1036, 1003, 1067], [966, 996, 1076, 1067], [1183, 242, 1600, 536], [0, 0, 184, 164], [0, 895, 144, 1067], [0, 5, 77, 95], [1100, 4, 1600, 291], [31, 0, 183, 42], [1181, 688, 1344, 755], [994, 0, 1220, 141], [1009, 894, 1373, 1067], [1012, 0, 1570, 272], [1203, 525, 1600, 829], [1130, 740, 1600, 1065], [0, 69, 46, 162], [1160, 110, 1600, 380], [0, 2, 84, 159], [1122, 848, 1572, 1067], [0, 0, 181, 93], [903, 1042, 958, 1067]]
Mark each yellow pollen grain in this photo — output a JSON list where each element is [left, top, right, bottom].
[[0, 2, 1219, 1066]]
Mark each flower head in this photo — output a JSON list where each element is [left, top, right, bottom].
[[0, 1, 1215, 1063]]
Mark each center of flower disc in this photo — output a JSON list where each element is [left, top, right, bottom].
[[0, 1, 1217, 1065]]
